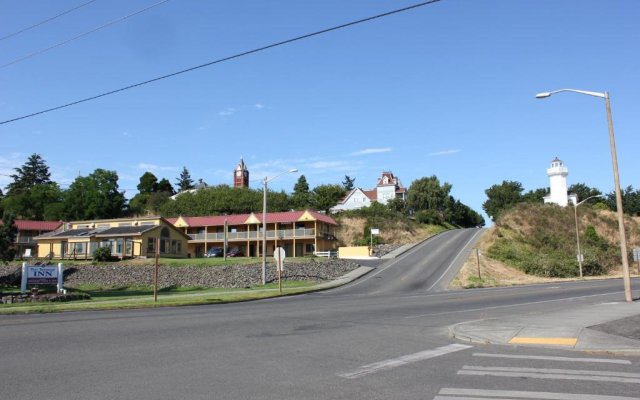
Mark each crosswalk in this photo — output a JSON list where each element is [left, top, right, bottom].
[[436, 351, 640, 400]]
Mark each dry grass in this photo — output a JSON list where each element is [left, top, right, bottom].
[[334, 216, 438, 246], [450, 207, 640, 289]]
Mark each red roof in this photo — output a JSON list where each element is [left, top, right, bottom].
[[167, 210, 337, 227], [1, 220, 63, 231], [362, 190, 377, 201]]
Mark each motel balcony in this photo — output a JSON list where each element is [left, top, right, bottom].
[[187, 228, 324, 241]]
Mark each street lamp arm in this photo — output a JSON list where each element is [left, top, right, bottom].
[[265, 168, 299, 184], [536, 89, 607, 99], [575, 194, 606, 207]]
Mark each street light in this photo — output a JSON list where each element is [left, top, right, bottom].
[[573, 194, 605, 279], [536, 88, 633, 302], [261, 168, 298, 285]]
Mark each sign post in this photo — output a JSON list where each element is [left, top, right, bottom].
[[370, 228, 379, 256], [273, 247, 286, 293]]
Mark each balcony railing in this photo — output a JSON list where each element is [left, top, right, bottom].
[[187, 228, 317, 241]]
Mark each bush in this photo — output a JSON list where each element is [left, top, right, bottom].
[[93, 246, 114, 262]]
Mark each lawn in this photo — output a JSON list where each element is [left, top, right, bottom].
[[0, 280, 321, 314]]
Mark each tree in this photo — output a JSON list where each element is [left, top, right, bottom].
[[0, 212, 17, 263], [311, 184, 346, 214], [386, 197, 406, 213], [606, 185, 640, 216], [291, 175, 312, 209], [522, 187, 549, 203], [406, 176, 453, 218], [5, 153, 51, 194], [137, 172, 159, 193], [175, 166, 194, 192], [157, 178, 175, 195], [64, 169, 126, 220], [482, 180, 524, 221], [1, 182, 64, 220], [342, 175, 356, 191], [568, 183, 602, 203]]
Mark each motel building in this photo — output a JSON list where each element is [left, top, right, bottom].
[[35, 216, 190, 259], [167, 210, 339, 258]]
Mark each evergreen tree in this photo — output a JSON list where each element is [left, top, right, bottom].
[[0, 212, 17, 263], [175, 167, 194, 192], [311, 184, 346, 214], [291, 175, 312, 209], [6, 153, 51, 194], [342, 175, 356, 191]]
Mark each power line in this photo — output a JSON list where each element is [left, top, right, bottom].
[[0, 0, 170, 69], [0, 0, 100, 41], [0, 0, 441, 126]]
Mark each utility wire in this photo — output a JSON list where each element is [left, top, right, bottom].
[[0, 0, 170, 69], [0, 0, 100, 41], [0, 0, 441, 126]]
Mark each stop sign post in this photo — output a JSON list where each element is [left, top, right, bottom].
[[273, 247, 286, 293]]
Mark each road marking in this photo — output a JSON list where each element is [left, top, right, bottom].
[[437, 387, 640, 400], [458, 365, 640, 384], [338, 343, 472, 379], [509, 337, 578, 346], [472, 352, 632, 365], [427, 228, 484, 291], [405, 291, 622, 319]]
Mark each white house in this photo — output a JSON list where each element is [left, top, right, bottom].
[[332, 171, 407, 212], [543, 157, 577, 207]]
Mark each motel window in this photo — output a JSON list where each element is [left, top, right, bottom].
[[305, 244, 314, 253], [147, 238, 155, 253]]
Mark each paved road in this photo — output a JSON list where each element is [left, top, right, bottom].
[[1, 228, 638, 400]]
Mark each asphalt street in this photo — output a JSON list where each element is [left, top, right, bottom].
[[1, 228, 638, 400]]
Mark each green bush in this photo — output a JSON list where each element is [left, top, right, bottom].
[[93, 246, 114, 262]]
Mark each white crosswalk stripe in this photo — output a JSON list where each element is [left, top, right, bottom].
[[435, 388, 640, 400], [472, 352, 632, 365], [457, 365, 640, 384]]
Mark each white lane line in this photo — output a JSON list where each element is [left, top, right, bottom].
[[405, 291, 621, 319], [438, 387, 640, 400], [338, 343, 472, 379], [472, 352, 632, 365], [427, 229, 484, 291], [458, 366, 640, 384]]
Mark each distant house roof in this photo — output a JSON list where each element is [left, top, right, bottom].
[[362, 189, 377, 201], [0, 220, 63, 231], [167, 210, 337, 228]]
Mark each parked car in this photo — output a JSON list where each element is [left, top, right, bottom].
[[205, 247, 224, 258], [227, 248, 244, 257]]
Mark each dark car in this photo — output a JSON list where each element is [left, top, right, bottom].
[[227, 248, 244, 257], [204, 247, 224, 258]]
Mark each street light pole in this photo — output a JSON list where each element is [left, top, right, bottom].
[[261, 168, 298, 285], [573, 195, 605, 278], [536, 89, 633, 302]]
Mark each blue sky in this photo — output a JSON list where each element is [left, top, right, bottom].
[[1, 0, 638, 222]]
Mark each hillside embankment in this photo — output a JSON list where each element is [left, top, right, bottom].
[[451, 203, 640, 288]]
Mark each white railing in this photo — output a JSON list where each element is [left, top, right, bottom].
[[188, 228, 316, 241], [313, 250, 338, 258]]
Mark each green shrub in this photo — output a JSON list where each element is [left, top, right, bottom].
[[93, 246, 114, 262]]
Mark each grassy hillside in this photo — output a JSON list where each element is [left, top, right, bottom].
[[487, 203, 640, 278]]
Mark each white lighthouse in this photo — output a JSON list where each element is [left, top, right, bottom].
[[543, 157, 577, 207]]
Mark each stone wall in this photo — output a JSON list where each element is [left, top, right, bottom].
[[0, 259, 361, 290]]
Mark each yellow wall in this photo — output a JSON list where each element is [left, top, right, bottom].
[[338, 246, 371, 258]]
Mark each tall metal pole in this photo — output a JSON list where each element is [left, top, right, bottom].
[[604, 92, 632, 302], [574, 204, 583, 278], [262, 177, 268, 285]]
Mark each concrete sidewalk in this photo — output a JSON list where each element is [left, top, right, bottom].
[[450, 300, 640, 355]]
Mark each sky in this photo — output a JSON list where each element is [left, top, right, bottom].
[[1, 0, 638, 223]]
